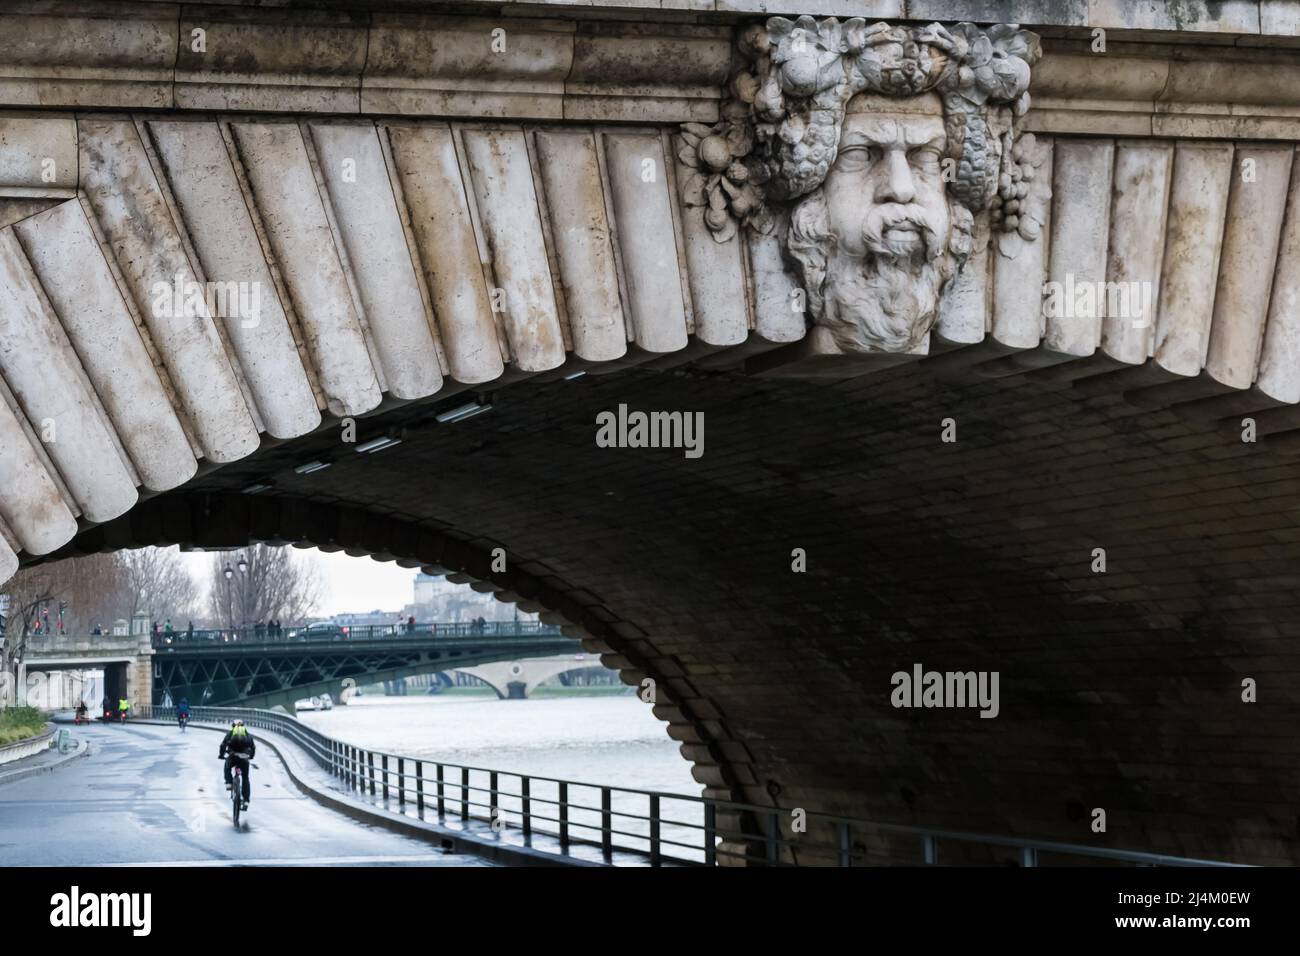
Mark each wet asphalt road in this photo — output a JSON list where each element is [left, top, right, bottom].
[[0, 720, 491, 866]]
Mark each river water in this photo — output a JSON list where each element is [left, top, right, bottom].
[[298, 690, 706, 860], [297, 690, 699, 795]]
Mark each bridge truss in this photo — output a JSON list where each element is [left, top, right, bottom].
[[154, 632, 580, 711]]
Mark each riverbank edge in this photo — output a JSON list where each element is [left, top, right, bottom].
[[0, 731, 90, 786]]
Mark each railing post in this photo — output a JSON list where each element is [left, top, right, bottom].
[[601, 788, 612, 858], [367, 751, 376, 796], [838, 822, 852, 867], [489, 770, 499, 827], [559, 782, 569, 849], [704, 801, 717, 866], [436, 764, 445, 818], [521, 777, 531, 837], [650, 794, 661, 865], [767, 811, 780, 865], [397, 757, 405, 806], [461, 767, 469, 821], [922, 834, 937, 865], [1021, 846, 1038, 867], [381, 755, 389, 800], [415, 760, 424, 815]]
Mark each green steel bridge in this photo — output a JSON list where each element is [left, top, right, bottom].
[[151, 621, 579, 710]]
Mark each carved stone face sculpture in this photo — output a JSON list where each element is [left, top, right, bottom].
[[677, 17, 1042, 356], [788, 93, 965, 353]]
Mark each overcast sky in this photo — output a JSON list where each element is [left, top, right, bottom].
[[177, 547, 418, 618]]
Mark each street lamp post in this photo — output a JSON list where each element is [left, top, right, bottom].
[[223, 552, 248, 636]]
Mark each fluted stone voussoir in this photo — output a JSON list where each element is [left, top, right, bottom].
[[0, 231, 137, 524], [78, 118, 261, 464]]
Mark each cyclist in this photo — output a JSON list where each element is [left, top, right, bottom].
[[177, 697, 190, 729], [218, 720, 256, 810]]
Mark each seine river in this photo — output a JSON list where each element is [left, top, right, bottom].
[[298, 689, 705, 859], [297, 689, 700, 796]]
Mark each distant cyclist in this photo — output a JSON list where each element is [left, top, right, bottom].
[[177, 697, 190, 730], [218, 720, 256, 810]]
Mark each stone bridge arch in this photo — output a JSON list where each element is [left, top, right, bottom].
[[5, 2, 1300, 865], [39, 493, 752, 818], [452, 655, 604, 699]]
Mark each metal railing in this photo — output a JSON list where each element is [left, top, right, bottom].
[[140, 705, 1243, 868], [150, 620, 560, 648]]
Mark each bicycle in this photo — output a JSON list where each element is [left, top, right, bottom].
[[227, 753, 250, 825], [178, 712, 189, 732]]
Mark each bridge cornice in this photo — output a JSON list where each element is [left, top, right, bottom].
[[3, 3, 1300, 135]]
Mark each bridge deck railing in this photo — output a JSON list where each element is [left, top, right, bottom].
[[142, 705, 1244, 868], [150, 620, 560, 647]]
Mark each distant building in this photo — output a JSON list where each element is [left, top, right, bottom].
[[412, 571, 536, 623]]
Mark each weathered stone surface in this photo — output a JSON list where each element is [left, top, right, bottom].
[[176, 5, 367, 113], [0, 118, 76, 191], [1043, 138, 1112, 360], [310, 122, 444, 401], [534, 130, 628, 362], [462, 128, 566, 373], [0, 393, 76, 556], [78, 119, 261, 464], [1205, 146, 1293, 391], [1101, 141, 1172, 366], [386, 125, 504, 385], [1257, 152, 1300, 405], [1153, 143, 1234, 379], [0, 0, 176, 108], [363, 15, 573, 119], [604, 133, 689, 354], [0, 230, 137, 524], [12, 199, 197, 492], [230, 121, 382, 418], [147, 120, 322, 440]]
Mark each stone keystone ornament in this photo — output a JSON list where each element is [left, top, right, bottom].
[[678, 17, 1045, 355]]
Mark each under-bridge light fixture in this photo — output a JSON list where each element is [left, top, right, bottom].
[[355, 435, 403, 454], [294, 460, 331, 475], [237, 556, 248, 574], [435, 401, 492, 424], [563, 371, 586, 380], [223, 564, 233, 580], [241, 482, 273, 495]]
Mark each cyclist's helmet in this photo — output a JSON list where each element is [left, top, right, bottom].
[[232, 719, 244, 727]]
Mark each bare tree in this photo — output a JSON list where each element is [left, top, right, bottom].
[[208, 544, 323, 628], [1, 552, 128, 679], [119, 547, 200, 628]]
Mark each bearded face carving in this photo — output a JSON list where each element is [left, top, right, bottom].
[[788, 93, 970, 353], [678, 17, 1042, 355]]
